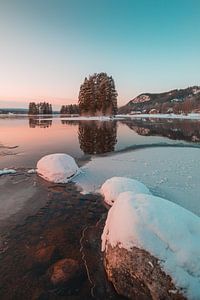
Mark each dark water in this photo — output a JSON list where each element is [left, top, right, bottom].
[[1, 116, 200, 169], [0, 116, 200, 299]]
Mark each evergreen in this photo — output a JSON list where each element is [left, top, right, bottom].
[[78, 73, 118, 116], [60, 104, 79, 115], [28, 102, 53, 115]]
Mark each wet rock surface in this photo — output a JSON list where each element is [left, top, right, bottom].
[[0, 174, 124, 300], [104, 244, 186, 300]]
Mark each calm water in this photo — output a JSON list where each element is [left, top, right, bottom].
[[0, 116, 200, 169], [0, 116, 200, 300]]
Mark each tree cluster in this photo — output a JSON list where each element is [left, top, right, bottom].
[[78, 73, 118, 116], [60, 104, 79, 115], [28, 102, 52, 115], [160, 98, 198, 115]]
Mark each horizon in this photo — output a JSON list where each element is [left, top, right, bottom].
[[0, 84, 199, 110], [0, 0, 200, 110]]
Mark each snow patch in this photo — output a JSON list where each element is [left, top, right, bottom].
[[37, 153, 80, 183], [102, 192, 200, 299], [27, 169, 36, 174], [101, 176, 151, 206], [0, 168, 16, 175]]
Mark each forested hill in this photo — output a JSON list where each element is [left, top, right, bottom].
[[118, 86, 200, 114]]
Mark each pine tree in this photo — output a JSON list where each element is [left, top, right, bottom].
[[78, 73, 118, 116], [28, 101, 52, 115]]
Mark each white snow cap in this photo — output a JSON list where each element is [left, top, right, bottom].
[[102, 192, 200, 299], [100, 176, 151, 206], [37, 153, 79, 183]]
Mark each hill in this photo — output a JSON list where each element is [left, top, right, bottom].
[[118, 86, 200, 114]]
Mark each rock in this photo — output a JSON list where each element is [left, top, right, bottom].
[[102, 192, 200, 299], [100, 177, 151, 206], [104, 244, 185, 300], [37, 153, 80, 183], [47, 258, 81, 286], [34, 245, 58, 264]]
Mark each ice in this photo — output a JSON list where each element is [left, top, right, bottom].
[[0, 168, 16, 175], [73, 147, 200, 216]]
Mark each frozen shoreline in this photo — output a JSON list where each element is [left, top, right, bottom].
[[74, 146, 200, 216]]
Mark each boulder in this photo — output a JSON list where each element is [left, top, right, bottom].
[[37, 153, 79, 183], [100, 177, 151, 206], [104, 244, 185, 300], [102, 192, 200, 299]]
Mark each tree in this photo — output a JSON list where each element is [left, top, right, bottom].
[[182, 99, 192, 115], [78, 73, 118, 116], [60, 104, 79, 115], [28, 101, 52, 115]]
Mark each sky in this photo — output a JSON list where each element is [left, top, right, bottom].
[[0, 0, 200, 110]]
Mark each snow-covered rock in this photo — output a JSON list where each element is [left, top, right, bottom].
[[0, 168, 16, 175], [37, 153, 79, 183], [100, 176, 151, 206], [102, 192, 200, 299]]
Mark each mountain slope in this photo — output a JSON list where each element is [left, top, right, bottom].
[[119, 86, 200, 114]]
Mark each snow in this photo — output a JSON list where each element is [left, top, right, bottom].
[[27, 169, 36, 174], [102, 192, 200, 299], [117, 113, 200, 120], [38, 116, 119, 122], [37, 153, 80, 183], [0, 168, 16, 175], [100, 176, 151, 206], [73, 147, 200, 216]]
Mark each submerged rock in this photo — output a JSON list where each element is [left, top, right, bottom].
[[47, 258, 81, 286], [34, 245, 58, 264], [37, 153, 80, 183]]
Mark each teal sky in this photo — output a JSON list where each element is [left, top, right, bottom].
[[0, 0, 200, 109]]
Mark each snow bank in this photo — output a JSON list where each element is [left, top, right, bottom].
[[0, 168, 16, 175], [101, 176, 151, 205], [102, 192, 200, 299], [37, 153, 80, 183]]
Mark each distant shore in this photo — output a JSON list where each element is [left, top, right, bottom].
[[1, 112, 200, 120]]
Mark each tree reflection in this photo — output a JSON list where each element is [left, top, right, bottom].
[[61, 120, 80, 126], [123, 119, 200, 143], [29, 118, 52, 128], [78, 121, 117, 154]]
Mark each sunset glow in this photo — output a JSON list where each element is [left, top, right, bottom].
[[0, 0, 200, 110]]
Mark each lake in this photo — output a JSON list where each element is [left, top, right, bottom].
[[0, 116, 200, 299], [1, 116, 200, 169]]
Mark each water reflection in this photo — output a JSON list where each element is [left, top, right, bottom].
[[123, 118, 200, 143], [29, 118, 52, 128], [78, 121, 117, 154], [61, 120, 80, 126]]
